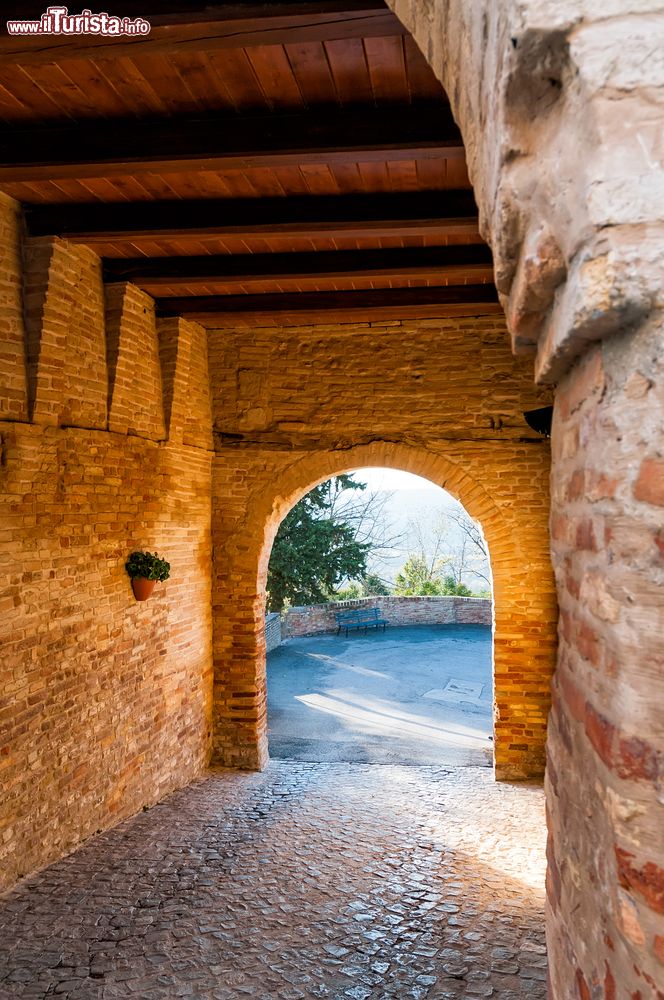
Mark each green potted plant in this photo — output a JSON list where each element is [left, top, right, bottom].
[[125, 550, 171, 601]]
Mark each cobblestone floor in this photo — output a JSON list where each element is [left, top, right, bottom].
[[0, 763, 547, 1000]]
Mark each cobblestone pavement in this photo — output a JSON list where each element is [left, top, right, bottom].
[[0, 763, 547, 1000]]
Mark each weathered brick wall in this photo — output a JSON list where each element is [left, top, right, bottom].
[[546, 323, 664, 997], [283, 596, 492, 637], [104, 282, 165, 441], [24, 235, 107, 429], [209, 318, 557, 780], [0, 197, 214, 893]]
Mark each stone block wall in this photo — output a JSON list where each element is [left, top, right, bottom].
[[208, 318, 557, 780], [0, 196, 214, 893], [283, 596, 492, 637]]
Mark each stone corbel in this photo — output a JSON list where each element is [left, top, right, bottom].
[[535, 236, 654, 385], [506, 222, 567, 355]]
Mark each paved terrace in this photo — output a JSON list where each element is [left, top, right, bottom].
[[268, 625, 493, 767], [0, 763, 546, 999]]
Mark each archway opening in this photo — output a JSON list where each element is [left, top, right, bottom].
[[263, 465, 495, 769], [213, 440, 553, 782]]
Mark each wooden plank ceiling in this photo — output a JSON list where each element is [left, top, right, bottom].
[[0, 1, 498, 325]]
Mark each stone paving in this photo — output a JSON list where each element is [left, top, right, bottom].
[[0, 763, 547, 1000], [268, 626, 493, 768]]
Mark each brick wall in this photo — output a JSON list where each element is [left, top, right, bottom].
[[104, 282, 165, 441], [0, 197, 214, 893], [208, 318, 557, 780], [545, 323, 664, 996], [283, 596, 492, 637]]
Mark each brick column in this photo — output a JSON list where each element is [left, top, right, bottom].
[[546, 323, 664, 995]]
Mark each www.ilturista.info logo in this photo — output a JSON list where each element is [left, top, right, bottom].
[[6, 6, 151, 36]]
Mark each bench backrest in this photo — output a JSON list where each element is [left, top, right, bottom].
[[335, 607, 380, 624]]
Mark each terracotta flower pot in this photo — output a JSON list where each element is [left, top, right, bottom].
[[131, 577, 156, 601]]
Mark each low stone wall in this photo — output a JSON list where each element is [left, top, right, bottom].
[[283, 595, 492, 638], [264, 612, 282, 653]]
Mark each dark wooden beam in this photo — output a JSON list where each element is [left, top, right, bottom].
[[156, 284, 499, 320], [0, 108, 461, 183], [103, 245, 494, 288], [189, 302, 504, 326], [0, 3, 405, 64], [26, 192, 480, 244]]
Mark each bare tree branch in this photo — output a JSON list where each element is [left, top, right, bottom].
[[404, 505, 492, 592], [329, 480, 405, 556]]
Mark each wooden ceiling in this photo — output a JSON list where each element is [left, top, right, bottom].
[[0, 1, 498, 326]]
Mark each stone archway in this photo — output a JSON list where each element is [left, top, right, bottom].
[[211, 441, 556, 782]]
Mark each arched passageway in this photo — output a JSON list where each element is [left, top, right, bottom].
[[211, 441, 556, 781], [264, 467, 495, 769], [0, 3, 661, 996]]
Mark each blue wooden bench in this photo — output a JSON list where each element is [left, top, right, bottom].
[[335, 606, 389, 637]]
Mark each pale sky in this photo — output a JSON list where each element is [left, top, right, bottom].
[[352, 467, 442, 492]]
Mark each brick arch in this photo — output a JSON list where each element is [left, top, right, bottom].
[[212, 441, 555, 781], [254, 445, 502, 593]]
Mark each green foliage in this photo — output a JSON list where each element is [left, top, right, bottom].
[[394, 557, 476, 597], [336, 574, 392, 601], [361, 573, 392, 597], [125, 550, 171, 582], [394, 555, 445, 596], [405, 506, 492, 597], [267, 475, 371, 612], [440, 575, 474, 597]]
